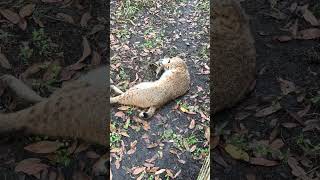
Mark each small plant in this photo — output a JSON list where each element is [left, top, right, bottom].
[[116, 0, 140, 20], [196, 0, 209, 12], [19, 43, 33, 64], [119, 67, 128, 80], [110, 132, 122, 148], [193, 147, 209, 157], [199, 45, 209, 59], [253, 143, 272, 157], [116, 28, 131, 40], [55, 148, 71, 167], [127, 107, 134, 116], [32, 28, 51, 56], [141, 28, 164, 49], [227, 134, 249, 151]]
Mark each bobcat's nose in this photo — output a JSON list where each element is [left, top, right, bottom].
[[139, 112, 149, 119]]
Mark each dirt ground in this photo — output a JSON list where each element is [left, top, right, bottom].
[[0, 0, 108, 179], [110, 0, 209, 179], [213, 0, 320, 179]]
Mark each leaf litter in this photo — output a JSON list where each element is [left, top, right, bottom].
[[0, 0, 108, 179]]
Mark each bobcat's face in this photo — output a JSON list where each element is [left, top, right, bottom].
[[160, 57, 187, 70]]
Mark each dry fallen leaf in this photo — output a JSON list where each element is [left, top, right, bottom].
[[127, 140, 137, 155], [288, 157, 309, 179], [15, 158, 49, 177], [300, 5, 319, 26], [78, 36, 91, 63], [188, 119, 195, 129], [24, 141, 63, 154], [255, 103, 282, 117], [296, 28, 320, 40], [0, 51, 11, 69], [72, 171, 91, 180], [56, 13, 75, 24], [91, 51, 101, 66], [132, 167, 146, 175], [19, 4, 36, 18], [0, 9, 21, 24], [18, 18, 27, 30], [80, 12, 92, 27]]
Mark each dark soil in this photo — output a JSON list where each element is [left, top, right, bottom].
[[110, 0, 209, 179], [213, 0, 320, 179], [0, 0, 108, 179]]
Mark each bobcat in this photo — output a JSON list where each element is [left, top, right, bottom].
[[110, 57, 190, 119], [0, 66, 108, 146], [212, 0, 256, 114]]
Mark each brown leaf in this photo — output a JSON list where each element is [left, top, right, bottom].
[[15, 158, 49, 176], [0, 9, 21, 24], [147, 143, 158, 149], [269, 139, 284, 150], [188, 119, 195, 129], [74, 143, 89, 154], [0, 52, 11, 69], [297, 105, 311, 117], [155, 169, 166, 175], [287, 157, 308, 179], [296, 28, 320, 40], [24, 141, 62, 154], [127, 140, 137, 155], [255, 103, 282, 117], [91, 51, 101, 66], [132, 167, 145, 175], [80, 12, 92, 27], [173, 170, 181, 178], [19, 4, 36, 18], [300, 5, 319, 26], [43, 60, 61, 81], [114, 111, 126, 118], [18, 18, 27, 30], [78, 37, 91, 63], [56, 13, 75, 24], [278, 78, 296, 95], [250, 157, 278, 166]]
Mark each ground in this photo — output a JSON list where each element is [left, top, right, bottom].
[[0, 0, 108, 179], [213, 0, 320, 179], [110, 0, 209, 179]]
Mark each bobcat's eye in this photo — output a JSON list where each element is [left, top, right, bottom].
[[167, 60, 170, 63]]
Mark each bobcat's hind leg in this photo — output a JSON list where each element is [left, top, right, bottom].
[[0, 74, 45, 103], [139, 106, 157, 119]]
